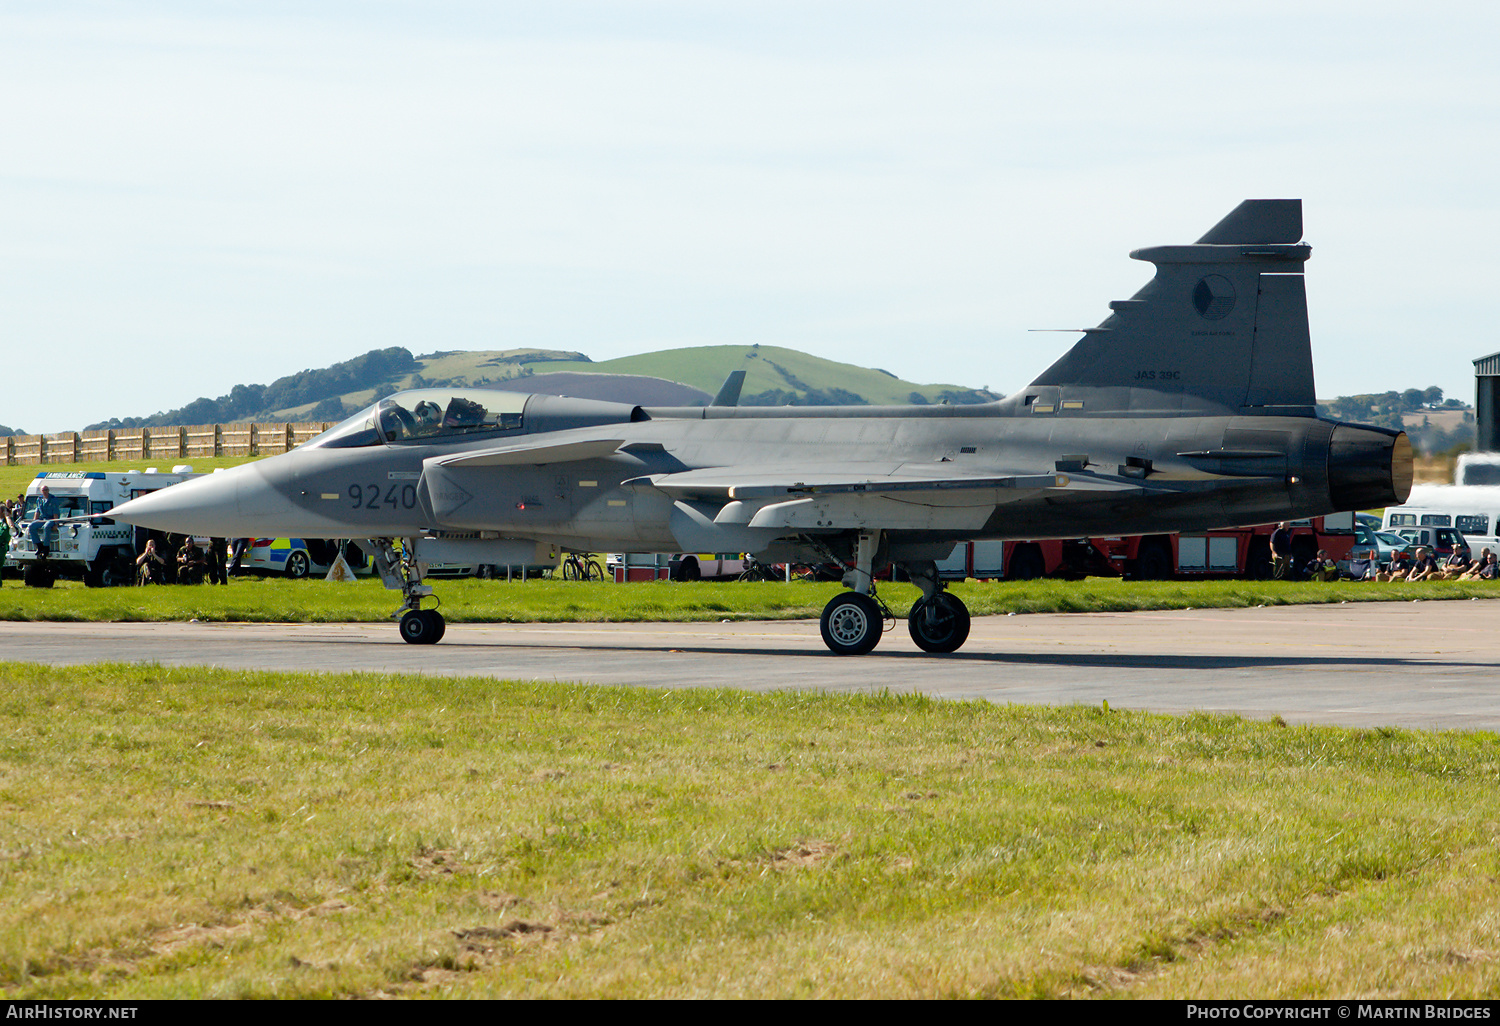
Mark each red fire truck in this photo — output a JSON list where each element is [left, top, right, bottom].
[[936, 511, 1359, 581]]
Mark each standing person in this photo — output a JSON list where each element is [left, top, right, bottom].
[[27, 485, 60, 557], [207, 537, 229, 586], [1269, 522, 1293, 580], [228, 537, 250, 576], [0, 501, 12, 582]]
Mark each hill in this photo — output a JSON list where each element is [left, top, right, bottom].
[[84, 346, 998, 430], [525, 345, 995, 407]]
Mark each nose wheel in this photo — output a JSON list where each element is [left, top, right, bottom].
[[820, 592, 884, 655], [399, 608, 446, 645]]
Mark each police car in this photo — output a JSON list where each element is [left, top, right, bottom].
[[239, 538, 370, 578]]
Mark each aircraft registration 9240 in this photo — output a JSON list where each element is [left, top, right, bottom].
[[111, 199, 1412, 654]]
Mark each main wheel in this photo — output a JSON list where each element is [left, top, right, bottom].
[[399, 609, 445, 645], [907, 592, 971, 653], [285, 550, 311, 579], [819, 592, 883, 655]]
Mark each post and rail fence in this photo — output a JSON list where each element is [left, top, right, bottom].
[[0, 423, 335, 466]]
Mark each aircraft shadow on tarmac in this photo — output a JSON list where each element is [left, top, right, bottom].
[[336, 635, 1489, 673]]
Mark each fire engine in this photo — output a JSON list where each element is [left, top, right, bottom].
[[936, 512, 1359, 581]]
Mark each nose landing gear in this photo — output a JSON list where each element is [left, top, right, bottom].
[[372, 538, 446, 645], [816, 541, 973, 656]]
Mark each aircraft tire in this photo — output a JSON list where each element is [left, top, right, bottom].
[[820, 592, 883, 656], [399, 609, 445, 645], [907, 592, 971, 653]]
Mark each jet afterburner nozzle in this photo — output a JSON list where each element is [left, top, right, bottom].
[[1327, 424, 1413, 511]]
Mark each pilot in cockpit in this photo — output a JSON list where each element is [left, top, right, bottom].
[[413, 400, 443, 436]]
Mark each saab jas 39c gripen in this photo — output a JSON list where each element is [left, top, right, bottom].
[[111, 200, 1412, 654]]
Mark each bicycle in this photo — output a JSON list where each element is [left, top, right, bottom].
[[736, 559, 777, 582], [561, 553, 604, 581]]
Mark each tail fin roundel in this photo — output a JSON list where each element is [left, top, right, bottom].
[[1026, 199, 1315, 417]]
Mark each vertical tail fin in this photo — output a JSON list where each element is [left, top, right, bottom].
[[1025, 199, 1316, 416], [711, 370, 747, 407]]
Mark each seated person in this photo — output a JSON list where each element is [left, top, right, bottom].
[[135, 538, 167, 585], [1377, 549, 1415, 582], [411, 400, 444, 436], [1304, 549, 1340, 582], [176, 537, 210, 584], [1442, 545, 1474, 578], [27, 484, 60, 557], [1461, 549, 1498, 581], [1405, 547, 1442, 582]]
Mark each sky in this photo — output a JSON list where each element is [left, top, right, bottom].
[[3, 1, 1497, 435]]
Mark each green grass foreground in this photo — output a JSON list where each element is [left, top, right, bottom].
[[3, 574, 1500, 624], [2, 662, 1498, 999]]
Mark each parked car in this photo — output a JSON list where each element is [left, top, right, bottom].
[[241, 538, 369, 578], [1342, 523, 1412, 574], [1389, 525, 1468, 561]]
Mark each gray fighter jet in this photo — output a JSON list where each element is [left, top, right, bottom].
[[110, 199, 1412, 654]]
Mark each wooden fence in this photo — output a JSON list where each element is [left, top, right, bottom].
[[0, 422, 333, 465]]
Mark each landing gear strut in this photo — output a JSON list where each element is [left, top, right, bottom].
[[372, 539, 446, 645], [818, 531, 889, 655]]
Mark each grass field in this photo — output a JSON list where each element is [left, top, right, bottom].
[[2, 662, 1498, 999], [4, 574, 1500, 625]]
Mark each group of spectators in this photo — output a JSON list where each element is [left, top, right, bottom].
[[1370, 544, 1498, 583], [133, 535, 240, 586], [1268, 521, 1500, 583], [0, 493, 23, 559]]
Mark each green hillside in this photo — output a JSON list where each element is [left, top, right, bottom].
[[525, 345, 994, 407], [83, 345, 996, 431]]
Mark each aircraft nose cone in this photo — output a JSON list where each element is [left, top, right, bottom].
[[111, 462, 300, 537], [110, 471, 245, 536]]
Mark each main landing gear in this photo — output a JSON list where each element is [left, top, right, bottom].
[[372, 539, 446, 645], [816, 533, 973, 656]]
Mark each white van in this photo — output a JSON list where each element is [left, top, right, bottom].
[[1380, 483, 1500, 558]]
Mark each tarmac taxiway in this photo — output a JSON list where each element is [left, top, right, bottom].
[[4, 599, 1499, 731]]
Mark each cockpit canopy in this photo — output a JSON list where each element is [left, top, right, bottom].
[[303, 389, 529, 449]]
